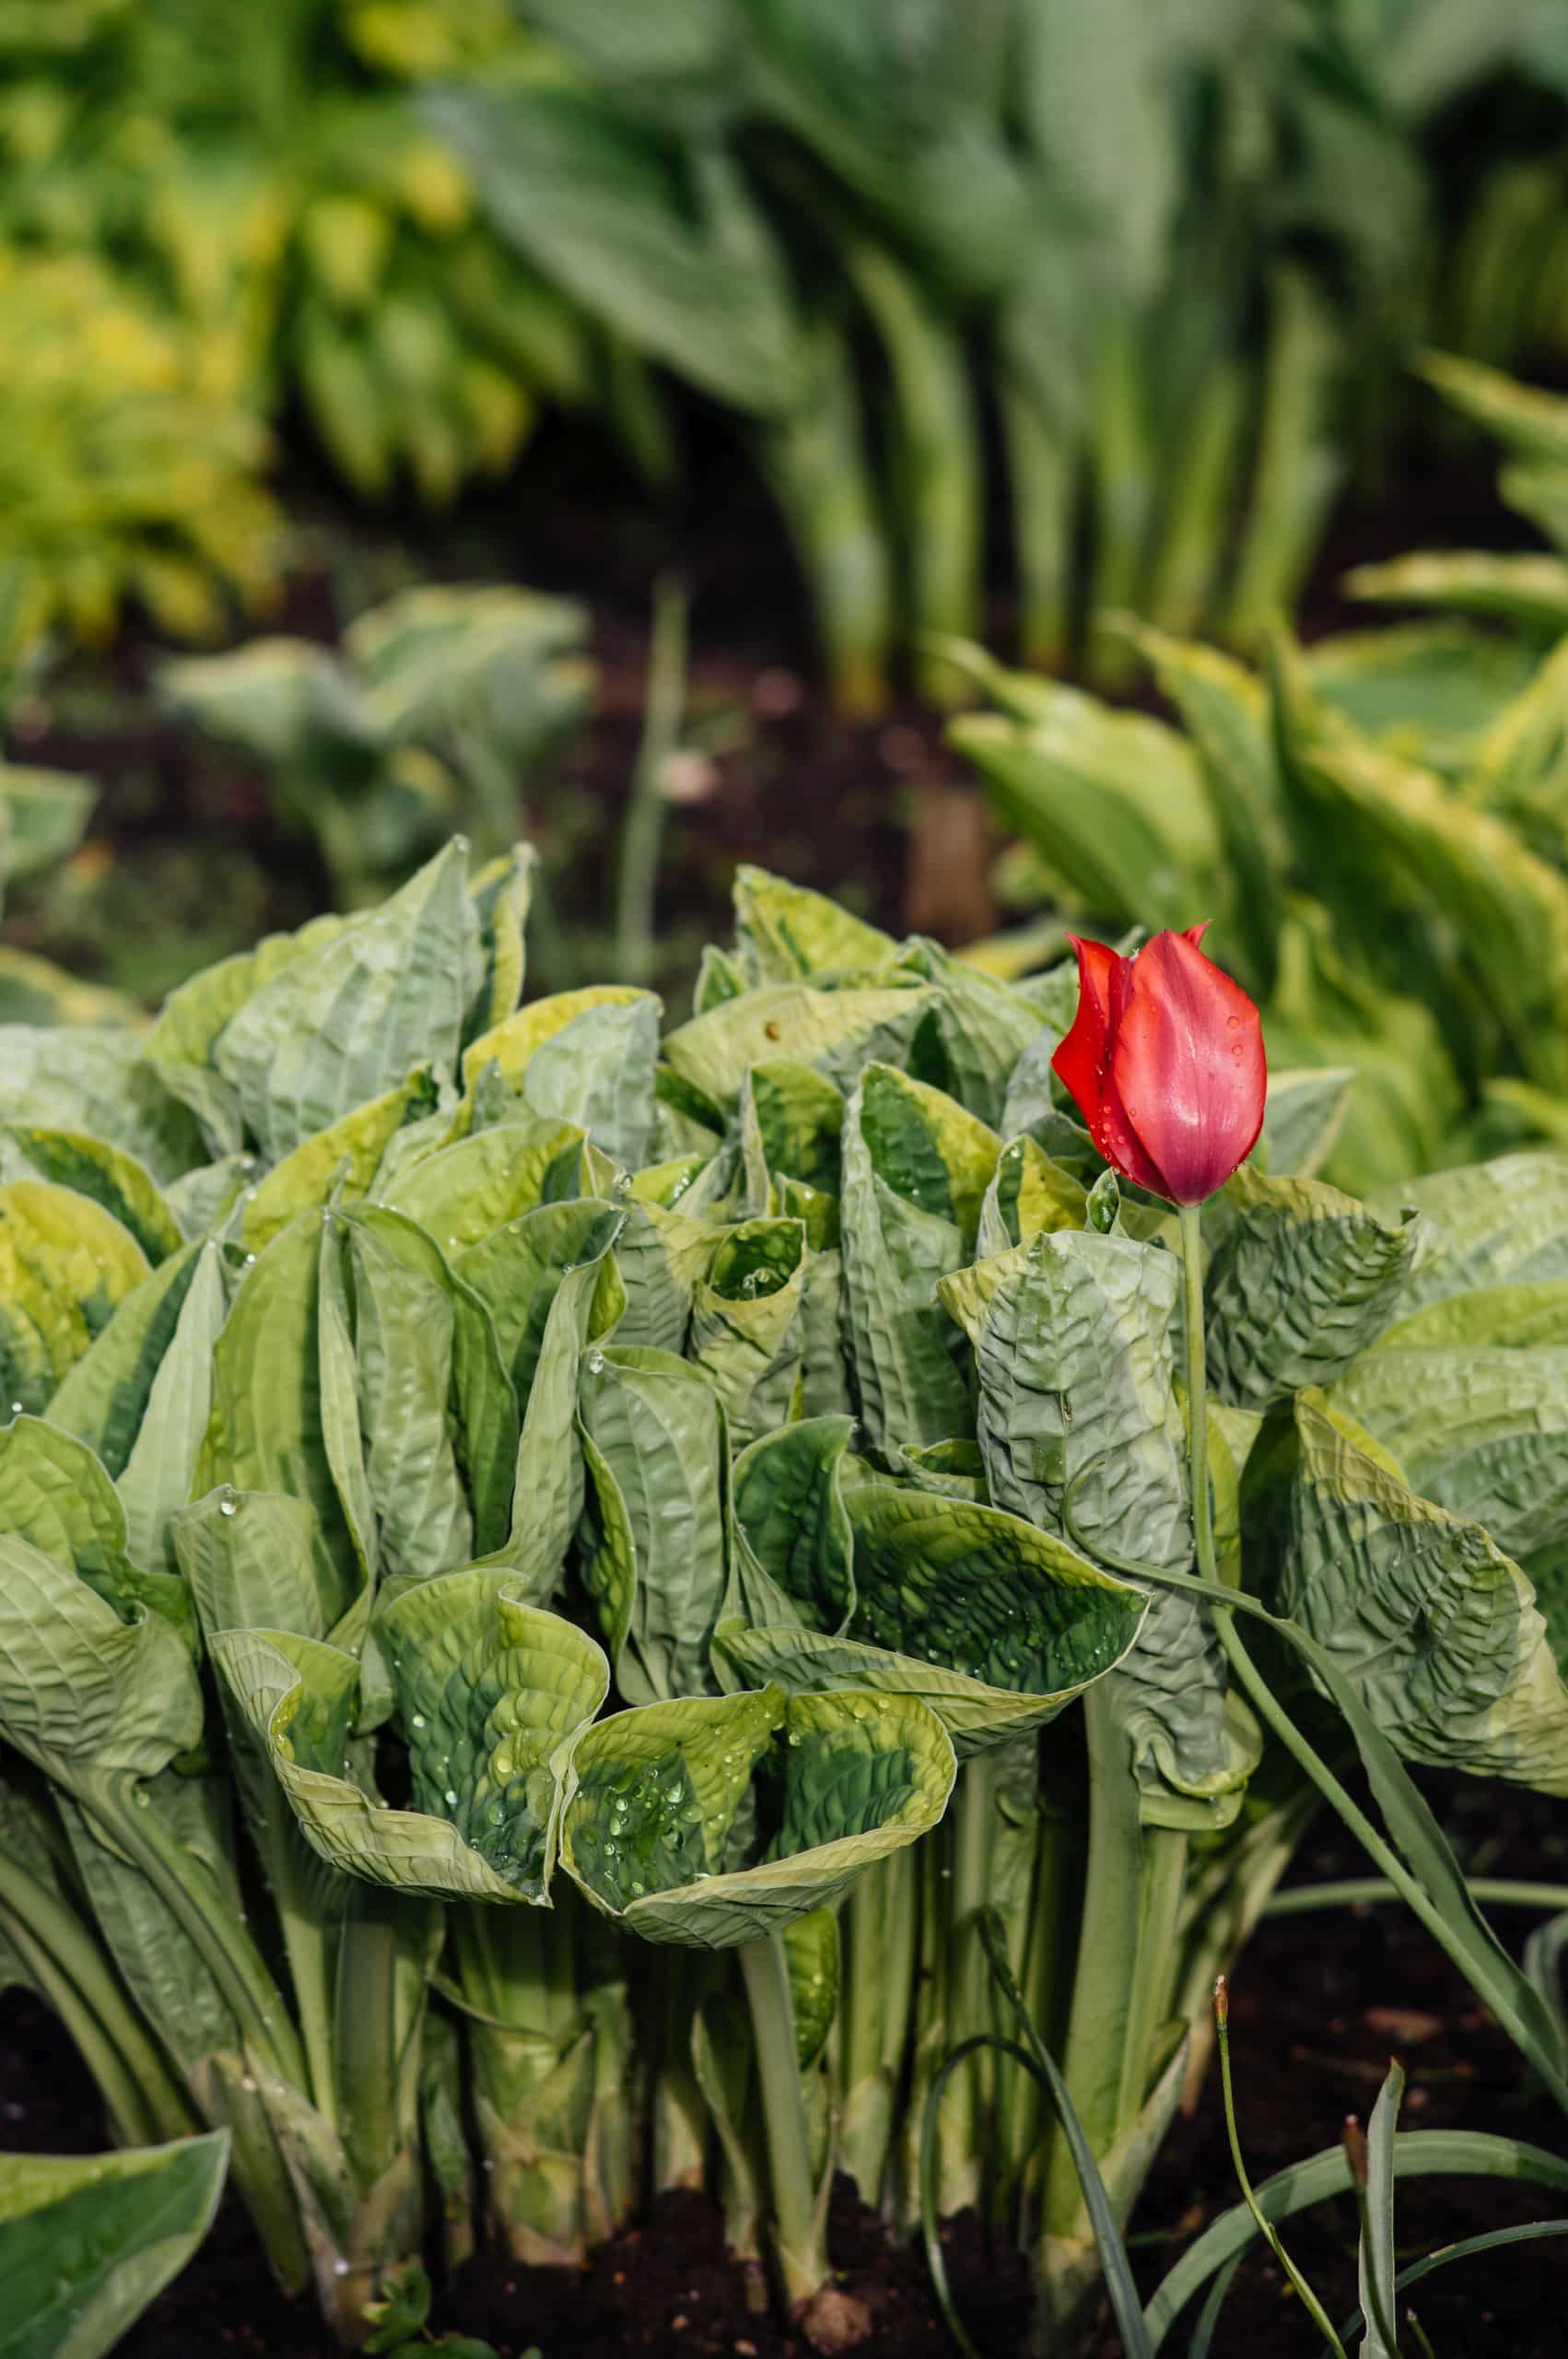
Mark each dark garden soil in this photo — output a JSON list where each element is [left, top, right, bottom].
[[4, 1775, 1566, 2359]]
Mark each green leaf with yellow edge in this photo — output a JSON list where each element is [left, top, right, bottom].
[[345, 1213, 476, 1581], [977, 1134, 1086, 1256], [0, 2130, 229, 2359], [461, 985, 652, 1097], [1332, 1344, 1568, 1559], [113, 1242, 228, 1576], [741, 1061, 845, 1203], [0, 1414, 193, 1649], [840, 1064, 1000, 1452], [689, 1217, 807, 1449], [380, 1113, 585, 1252], [1369, 1149, 1568, 1312], [210, 1576, 608, 1902], [0, 1130, 181, 1266], [661, 983, 936, 1112], [560, 1684, 955, 1950], [1372, 1278, 1568, 1352], [43, 1240, 207, 1478], [0, 1182, 150, 1414], [457, 1200, 625, 1404], [1277, 1390, 1568, 1795], [884, 939, 1042, 1129], [727, 1417, 857, 1639], [1343, 551, 1568, 635], [239, 1065, 442, 1253], [1202, 1166, 1422, 1410], [1305, 622, 1539, 777], [464, 843, 534, 1046], [731, 866, 896, 985], [718, 1484, 1146, 1759]]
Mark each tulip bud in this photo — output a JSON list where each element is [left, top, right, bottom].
[[1051, 923, 1266, 1205]]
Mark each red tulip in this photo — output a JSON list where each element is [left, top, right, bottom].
[[1050, 924, 1266, 1205]]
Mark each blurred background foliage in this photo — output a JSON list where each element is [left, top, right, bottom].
[[11, 2, 1568, 1190], [4, 0, 1568, 694]]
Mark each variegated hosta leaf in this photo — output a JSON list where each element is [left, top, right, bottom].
[[609, 1168, 728, 1355], [0, 1180, 150, 1414], [1203, 1167, 1422, 1409], [661, 983, 936, 1112], [210, 1577, 609, 1901], [195, 1209, 372, 1637], [840, 1064, 1000, 1452], [1, 1023, 205, 1183], [688, 1217, 807, 1448], [0, 1531, 204, 1791], [1369, 1149, 1568, 1312], [1332, 1345, 1568, 1559], [1373, 1279, 1568, 1352], [741, 1061, 845, 1205], [730, 867, 896, 987], [977, 1135, 1086, 1258], [239, 1065, 442, 1254], [884, 939, 1042, 1127], [379, 1111, 586, 1254], [0, 1126, 182, 1265], [560, 1684, 955, 1949], [465, 993, 661, 1171], [944, 1223, 1255, 1820], [0, 1414, 194, 1648], [111, 1241, 228, 1577], [44, 1238, 212, 1477], [577, 1345, 730, 1706], [176, 1486, 338, 1648], [725, 1417, 857, 1638], [1278, 1391, 1568, 1794], [718, 1482, 1146, 1758]]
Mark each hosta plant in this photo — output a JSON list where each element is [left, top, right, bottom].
[[3, 849, 1568, 2349]]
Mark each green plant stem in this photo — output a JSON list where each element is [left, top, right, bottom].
[[738, 1931, 828, 2312], [1045, 1682, 1145, 2241], [838, 1848, 918, 2212], [999, 376, 1077, 672], [1177, 1206, 1213, 1579], [1121, 1827, 1187, 2122], [614, 577, 686, 988], [0, 1875, 192, 2146], [90, 1779, 306, 2091], [1267, 1878, 1568, 1918], [335, 1887, 403, 2191]]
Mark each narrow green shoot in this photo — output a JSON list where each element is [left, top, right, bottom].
[[1213, 1978, 1346, 2356]]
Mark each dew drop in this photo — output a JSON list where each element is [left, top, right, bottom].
[[410, 1712, 427, 1730], [219, 1497, 238, 1518], [444, 1788, 459, 1807], [587, 1349, 606, 1375]]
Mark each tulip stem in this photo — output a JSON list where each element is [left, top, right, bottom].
[[1177, 1204, 1216, 1588]]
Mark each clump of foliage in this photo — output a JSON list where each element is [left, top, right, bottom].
[[3, 851, 1568, 2351]]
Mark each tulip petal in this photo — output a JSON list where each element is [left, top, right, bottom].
[[1110, 930, 1265, 1203], [1051, 936, 1121, 1125]]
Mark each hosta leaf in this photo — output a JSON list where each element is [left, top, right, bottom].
[[0, 1532, 203, 1789], [44, 1240, 207, 1478], [1277, 1391, 1568, 1793], [1332, 1345, 1568, 1558], [195, 1211, 370, 1634], [0, 1182, 150, 1414], [728, 1416, 856, 1637], [380, 1113, 585, 1252], [560, 1684, 954, 1948], [0, 1027, 203, 1185], [1373, 1278, 1568, 1351], [0, 1415, 193, 1647], [1370, 1150, 1568, 1310], [346, 1213, 474, 1581], [688, 1217, 806, 1448], [464, 843, 534, 1046], [731, 866, 895, 984], [1202, 1167, 1422, 1409], [0, 1129, 181, 1266], [661, 984, 935, 1111], [212, 1579, 607, 1902], [163, 1156, 254, 1241], [719, 1485, 1146, 1757], [1305, 623, 1539, 777], [884, 940, 1041, 1128], [609, 1180, 726, 1355], [1344, 551, 1568, 633], [495, 999, 661, 1171], [114, 1242, 228, 1575], [742, 1061, 845, 1201], [977, 1135, 1086, 1256], [462, 985, 652, 1095], [239, 1065, 442, 1254], [212, 841, 481, 1160], [577, 1346, 729, 1705], [175, 1487, 336, 1648], [343, 1207, 520, 1563], [0, 2131, 229, 2359], [784, 1906, 840, 2072], [458, 1200, 625, 1403], [841, 1065, 999, 1452]]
